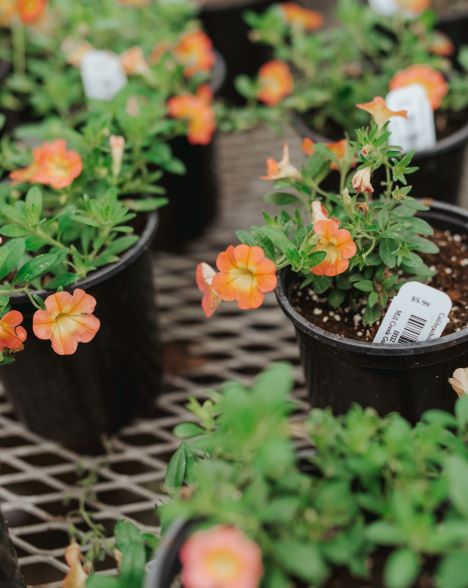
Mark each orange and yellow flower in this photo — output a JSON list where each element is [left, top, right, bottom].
[[121, 46, 149, 76], [389, 65, 448, 110], [10, 140, 82, 190], [196, 262, 221, 318], [281, 2, 324, 31], [174, 31, 215, 78], [0, 310, 27, 354], [356, 96, 408, 129], [312, 212, 356, 277], [257, 60, 293, 106], [430, 32, 455, 57], [302, 137, 350, 171], [32, 289, 100, 356], [17, 0, 47, 25], [63, 543, 88, 588], [180, 526, 263, 588], [212, 245, 277, 310], [261, 144, 301, 180], [168, 85, 216, 145]]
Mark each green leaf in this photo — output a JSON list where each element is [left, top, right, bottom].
[[124, 198, 168, 212], [257, 225, 300, 267], [104, 236, 139, 256], [329, 289, 346, 308], [0, 225, 29, 238], [379, 239, 397, 268], [0, 239, 26, 281], [25, 186, 43, 223], [455, 396, 468, 430], [365, 522, 404, 545], [173, 423, 205, 438], [119, 542, 146, 588], [115, 520, 141, 552], [445, 456, 468, 517], [354, 280, 374, 293], [45, 273, 80, 290], [264, 192, 301, 206], [165, 442, 193, 489], [384, 548, 420, 588], [86, 577, 120, 588], [436, 552, 468, 588], [272, 540, 329, 585], [14, 253, 58, 285]]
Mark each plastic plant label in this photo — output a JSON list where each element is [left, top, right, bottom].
[[81, 50, 127, 101], [368, 0, 420, 17], [386, 84, 436, 153], [374, 282, 452, 344]]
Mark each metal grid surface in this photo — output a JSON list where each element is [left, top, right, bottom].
[[0, 126, 308, 587]]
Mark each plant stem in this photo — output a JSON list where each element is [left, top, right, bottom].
[[11, 18, 26, 76]]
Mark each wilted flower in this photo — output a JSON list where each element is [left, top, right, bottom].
[[449, 368, 468, 398], [63, 543, 88, 588], [212, 245, 277, 310], [261, 144, 301, 180], [0, 310, 27, 354], [180, 526, 263, 588], [281, 2, 324, 31], [352, 167, 374, 194], [10, 140, 82, 189], [196, 262, 221, 318], [389, 64, 449, 110], [356, 96, 408, 129], [174, 31, 215, 78], [257, 60, 293, 106], [312, 216, 357, 277], [109, 135, 125, 178], [168, 85, 216, 145], [121, 46, 149, 76], [33, 289, 100, 356]]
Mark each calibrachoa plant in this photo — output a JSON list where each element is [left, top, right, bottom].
[[198, 97, 440, 326], [221, 0, 468, 134], [0, 118, 161, 364]]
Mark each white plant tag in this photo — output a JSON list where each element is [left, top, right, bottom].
[[81, 50, 127, 101], [374, 282, 452, 344], [368, 0, 420, 17], [386, 84, 436, 152]]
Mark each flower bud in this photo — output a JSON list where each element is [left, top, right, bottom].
[[109, 135, 125, 178], [341, 188, 353, 208], [361, 144, 372, 157], [352, 167, 374, 194]]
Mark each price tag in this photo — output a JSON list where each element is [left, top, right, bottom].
[[386, 84, 436, 152], [374, 282, 452, 344], [81, 50, 127, 101]]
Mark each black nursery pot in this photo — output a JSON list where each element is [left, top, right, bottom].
[[144, 519, 195, 588], [293, 112, 468, 205], [276, 201, 468, 423], [200, 0, 275, 103], [0, 509, 24, 588], [0, 213, 163, 452]]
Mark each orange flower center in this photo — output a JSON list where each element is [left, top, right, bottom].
[[206, 550, 242, 580]]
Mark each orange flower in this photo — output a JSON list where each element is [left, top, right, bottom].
[[212, 245, 277, 310], [396, 0, 431, 13], [32, 289, 100, 356], [196, 262, 221, 318], [0, 310, 27, 354], [356, 96, 408, 129], [261, 144, 301, 180], [257, 60, 293, 106], [168, 85, 216, 145], [17, 0, 47, 25], [302, 138, 350, 171], [174, 31, 215, 78], [63, 543, 88, 588], [302, 137, 315, 156], [180, 526, 263, 588], [282, 2, 323, 31], [10, 140, 82, 190], [121, 46, 149, 76], [312, 215, 356, 277], [389, 65, 448, 110], [430, 32, 455, 57]]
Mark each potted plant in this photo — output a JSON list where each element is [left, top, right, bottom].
[[67, 363, 468, 588], [197, 97, 468, 420], [223, 0, 468, 204], [0, 117, 164, 451], [0, 0, 225, 249], [0, 508, 24, 588]]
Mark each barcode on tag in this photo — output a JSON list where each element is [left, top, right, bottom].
[[386, 84, 436, 152], [374, 282, 452, 344], [81, 50, 127, 101]]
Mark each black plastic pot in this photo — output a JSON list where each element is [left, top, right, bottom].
[[438, 10, 468, 50], [200, 0, 275, 103], [145, 519, 196, 588], [293, 113, 468, 205], [0, 509, 24, 588], [0, 213, 163, 452], [276, 200, 468, 423]]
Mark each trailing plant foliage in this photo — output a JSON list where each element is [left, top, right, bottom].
[[161, 363, 468, 588]]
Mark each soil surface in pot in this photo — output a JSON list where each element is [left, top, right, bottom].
[[434, 0, 468, 14], [290, 228, 468, 342]]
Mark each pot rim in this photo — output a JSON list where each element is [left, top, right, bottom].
[[212, 50, 227, 94], [293, 103, 468, 159], [9, 211, 158, 303], [276, 199, 468, 357]]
